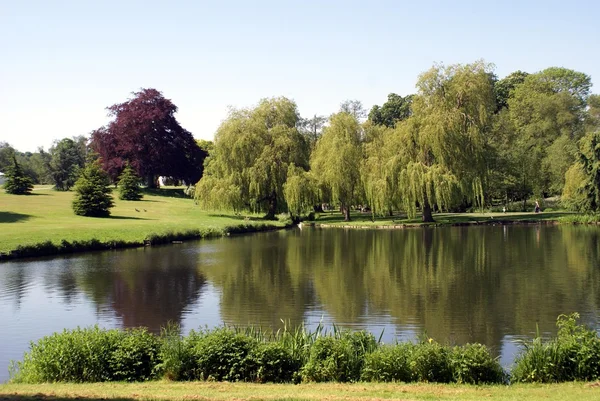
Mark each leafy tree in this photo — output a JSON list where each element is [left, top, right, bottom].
[[494, 70, 529, 111], [118, 163, 143, 201], [47, 137, 86, 191], [311, 112, 363, 221], [195, 97, 309, 219], [90, 88, 207, 187], [339, 99, 367, 120], [283, 163, 317, 220], [368, 93, 413, 127], [72, 160, 114, 217], [0, 142, 15, 173], [563, 131, 600, 212], [3, 156, 33, 195], [399, 61, 496, 222], [298, 114, 327, 150], [508, 68, 592, 196]]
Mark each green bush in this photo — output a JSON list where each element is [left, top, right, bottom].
[[109, 328, 159, 381], [300, 331, 377, 382], [156, 323, 196, 381], [247, 342, 301, 383], [409, 340, 452, 383], [118, 164, 143, 200], [189, 328, 257, 381], [450, 343, 505, 384], [512, 313, 600, 383], [361, 343, 414, 382]]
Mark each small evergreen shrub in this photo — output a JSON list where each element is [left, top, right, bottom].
[[361, 343, 414, 382], [450, 343, 505, 384], [118, 164, 143, 200], [4, 157, 33, 195], [72, 161, 114, 217]]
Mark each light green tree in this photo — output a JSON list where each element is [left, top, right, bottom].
[[311, 112, 363, 221], [194, 97, 309, 219], [397, 61, 495, 221], [283, 163, 317, 220]]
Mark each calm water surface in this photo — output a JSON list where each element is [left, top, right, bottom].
[[2, 225, 600, 382]]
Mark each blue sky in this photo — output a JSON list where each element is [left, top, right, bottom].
[[1, 0, 599, 152]]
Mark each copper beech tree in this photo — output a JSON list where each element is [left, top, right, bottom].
[[90, 89, 206, 187]]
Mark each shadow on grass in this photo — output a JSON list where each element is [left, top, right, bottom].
[[0, 212, 33, 223], [207, 213, 269, 221], [142, 188, 188, 198], [108, 215, 151, 220], [0, 396, 134, 401]]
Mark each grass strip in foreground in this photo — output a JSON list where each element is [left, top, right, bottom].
[[1, 381, 599, 401]]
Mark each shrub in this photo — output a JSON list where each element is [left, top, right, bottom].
[[118, 164, 143, 200], [156, 323, 196, 381], [4, 156, 33, 195], [72, 161, 114, 217], [300, 331, 377, 382], [409, 340, 452, 383], [189, 328, 257, 381], [247, 342, 301, 383], [512, 313, 600, 383], [109, 328, 159, 381], [361, 343, 414, 382], [450, 343, 505, 384]]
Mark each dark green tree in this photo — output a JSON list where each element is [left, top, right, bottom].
[[118, 163, 143, 201], [3, 156, 33, 195], [72, 160, 114, 217], [48, 137, 87, 191], [368, 93, 413, 127]]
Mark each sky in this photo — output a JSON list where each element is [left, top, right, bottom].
[[1, 0, 599, 152]]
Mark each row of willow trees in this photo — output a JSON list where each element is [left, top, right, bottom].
[[195, 61, 600, 221]]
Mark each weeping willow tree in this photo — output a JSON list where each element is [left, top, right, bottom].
[[194, 97, 309, 219], [399, 61, 495, 222], [283, 163, 318, 220], [310, 112, 363, 221], [361, 122, 404, 217]]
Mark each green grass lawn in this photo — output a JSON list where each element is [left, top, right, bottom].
[[1, 381, 599, 401], [0, 186, 282, 254]]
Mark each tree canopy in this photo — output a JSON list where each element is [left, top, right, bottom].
[[195, 97, 309, 219], [90, 88, 206, 187]]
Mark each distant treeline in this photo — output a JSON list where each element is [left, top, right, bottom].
[[4, 61, 600, 220]]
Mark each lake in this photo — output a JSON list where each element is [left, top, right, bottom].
[[1, 224, 600, 382]]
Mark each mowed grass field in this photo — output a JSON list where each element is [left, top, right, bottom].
[[1, 381, 599, 401], [0, 186, 281, 254]]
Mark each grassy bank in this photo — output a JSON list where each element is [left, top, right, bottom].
[[310, 209, 576, 227], [1, 381, 599, 401], [0, 186, 285, 259]]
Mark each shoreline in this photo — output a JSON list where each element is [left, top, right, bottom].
[[0, 223, 287, 262]]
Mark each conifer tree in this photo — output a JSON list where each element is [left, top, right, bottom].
[[118, 164, 143, 200], [72, 160, 114, 217], [4, 156, 33, 195]]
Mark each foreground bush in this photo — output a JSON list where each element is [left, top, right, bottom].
[[512, 313, 600, 383]]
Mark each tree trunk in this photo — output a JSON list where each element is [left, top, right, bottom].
[[146, 174, 157, 189], [422, 197, 435, 223], [342, 203, 351, 221], [264, 192, 277, 220]]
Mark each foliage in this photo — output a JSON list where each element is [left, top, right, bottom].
[[90, 88, 206, 186], [368, 93, 413, 127], [118, 164, 143, 200], [47, 137, 86, 191], [10, 326, 159, 383], [72, 160, 114, 217], [282, 164, 317, 219], [512, 313, 600, 383], [247, 342, 301, 383], [310, 112, 363, 221], [450, 343, 506, 384], [3, 156, 33, 195], [408, 339, 453, 383], [361, 343, 414, 382], [195, 97, 309, 219], [300, 331, 377, 382]]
